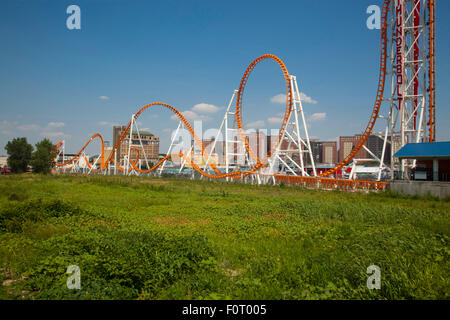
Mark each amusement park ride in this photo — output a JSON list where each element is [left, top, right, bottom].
[[54, 0, 436, 192]]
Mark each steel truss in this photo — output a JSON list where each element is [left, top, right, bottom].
[[266, 75, 316, 181], [123, 114, 151, 176]]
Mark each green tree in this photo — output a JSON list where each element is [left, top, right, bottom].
[[32, 139, 57, 174], [5, 137, 33, 173]]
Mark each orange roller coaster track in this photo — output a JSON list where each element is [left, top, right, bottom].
[[56, 0, 394, 190]]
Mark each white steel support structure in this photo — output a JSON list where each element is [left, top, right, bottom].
[[158, 121, 193, 176], [382, 0, 433, 180], [62, 140, 66, 173], [159, 121, 181, 175], [124, 114, 150, 176], [69, 151, 88, 174], [202, 90, 250, 181], [202, 90, 238, 178], [267, 75, 316, 181], [224, 92, 248, 181], [179, 144, 194, 175], [345, 127, 391, 182]]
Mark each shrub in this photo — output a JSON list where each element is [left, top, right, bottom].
[[22, 228, 217, 299], [0, 199, 85, 232]]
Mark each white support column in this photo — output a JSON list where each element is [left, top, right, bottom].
[[202, 90, 238, 177], [349, 160, 357, 180], [179, 145, 194, 173], [133, 119, 150, 172], [62, 140, 65, 173], [125, 114, 134, 175], [292, 75, 316, 177], [378, 125, 389, 181], [159, 121, 183, 176], [267, 75, 316, 180], [88, 155, 101, 175], [114, 150, 118, 175]]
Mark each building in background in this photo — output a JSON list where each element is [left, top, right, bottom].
[[271, 138, 337, 166], [337, 134, 392, 165], [266, 135, 280, 157], [104, 146, 113, 163], [307, 140, 322, 165], [113, 125, 159, 165], [0, 156, 8, 168], [266, 134, 304, 166], [366, 135, 391, 165], [339, 135, 367, 162], [222, 133, 245, 166], [322, 141, 338, 164], [246, 130, 266, 163]]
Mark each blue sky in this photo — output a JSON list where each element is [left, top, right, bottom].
[[1, 0, 449, 155]]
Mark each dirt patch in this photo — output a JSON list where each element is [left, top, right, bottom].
[[139, 180, 169, 184], [152, 217, 211, 226], [2, 275, 27, 287], [225, 268, 244, 278], [263, 213, 284, 221]]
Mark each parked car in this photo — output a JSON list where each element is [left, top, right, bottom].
[[1, 167, 11, 174]]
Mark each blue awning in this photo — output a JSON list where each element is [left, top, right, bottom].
[[394, 142, 450, 159]]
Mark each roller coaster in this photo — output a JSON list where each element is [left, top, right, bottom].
[[54, 0, 436, 192]]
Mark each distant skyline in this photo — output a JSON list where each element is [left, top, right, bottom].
[[1, 0, 449, 155]]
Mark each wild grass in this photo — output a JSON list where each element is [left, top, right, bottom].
[[0, 174, 448, 300]]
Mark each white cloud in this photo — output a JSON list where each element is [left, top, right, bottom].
[[99, 96, 110, 100], [0, 129, 12, 135], [192, 103, 220, 114], [171, 110, 211, 122], [246, 120, 265, 128], [300, 92, 318, 104], [0, 120, 70, 138], [270, 92, 318, 105], [41, 122, 68, 138], [270, 94, 286, 104], [168, 102, 220, 124], [309, 112, 327, 122], [18, 124, 40, 131], [98, 121, 118, 127], [0, 120, 13, 135], [41, 131, 70, 138], [48, 122, 65, 128], [268, 117, 283, 124]]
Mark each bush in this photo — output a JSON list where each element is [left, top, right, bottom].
[[22, 228, 217, 299], [0, 199, 85, 232]]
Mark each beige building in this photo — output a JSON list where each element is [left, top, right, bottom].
[[0, 156, 8, 168], [113, 126, 159, 165], [322, 141, 338, 164]]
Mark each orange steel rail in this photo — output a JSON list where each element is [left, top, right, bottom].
[[235, 54, 293, 169], [55, 0, 395, 191]]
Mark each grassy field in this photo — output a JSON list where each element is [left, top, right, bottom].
[[0, 174, 448, 300]]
